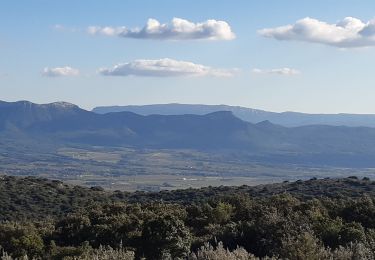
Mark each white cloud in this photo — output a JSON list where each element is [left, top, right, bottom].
[[52, 24, 79, 33], [88, 17, 235, 40], [258, 17, 375, 48], [252, 68, 300, 76], [99, 58, 236, 77], [42, 66, 80, 77], [53, 24, 65, 31]]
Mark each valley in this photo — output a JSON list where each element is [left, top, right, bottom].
[[3, 100, 375, 191], [1, 142, 375, 191]]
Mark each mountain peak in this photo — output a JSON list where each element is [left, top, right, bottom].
[[46, 101, 78, 109], [0, 100, 79, 110], [15, 100, 34, 106]]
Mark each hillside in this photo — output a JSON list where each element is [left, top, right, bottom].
[[93, 103, 375, 128], [1, 175, 375, 221], [2, 175, 375, 259]]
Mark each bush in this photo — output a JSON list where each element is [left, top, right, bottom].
[[0, 222, 44, 258], [189, 242, 262, 260], [140, 215, 192, 259], [64, 246, 134, 260]]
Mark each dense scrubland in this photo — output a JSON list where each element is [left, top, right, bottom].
[[2, 176, 375, 259]]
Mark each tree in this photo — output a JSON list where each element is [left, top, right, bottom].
[[210, 202, 234, 225], [280, 231, 330, 260], [140, 215, 192, 259], [0, 222, 44, 258]]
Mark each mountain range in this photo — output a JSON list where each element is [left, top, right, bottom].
[[93, 103, 375, 128], [3, 100, 375, 167]]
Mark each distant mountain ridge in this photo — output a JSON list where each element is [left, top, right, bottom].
[[4, 100, 375, 167], [0, 101, 262, 149], [0, 100, 88, 130], [92, 103, 375, 128]]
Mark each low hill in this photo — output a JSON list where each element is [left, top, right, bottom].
[[2, 175, 375, 259], [1, 175, 374, 221]]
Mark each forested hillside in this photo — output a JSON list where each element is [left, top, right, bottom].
[[2, 175, 375, 259]]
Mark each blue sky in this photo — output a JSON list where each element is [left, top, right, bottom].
[[1, 0, 375, 113]]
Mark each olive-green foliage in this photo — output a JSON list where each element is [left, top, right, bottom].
[[4, 175, 375, 222], [64, 246, 135, 260], [3, 176, 375, 259], [188, 242, 262, 260], [0, 245, 135, 260], [140, 215, 191, 259], [279, 231, 331, 260], [51, 203, 189, 259], [0, 176, 112, 221], [0, 222, 45, 258]]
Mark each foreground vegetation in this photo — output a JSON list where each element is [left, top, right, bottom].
[[2, 175, 375, 259]]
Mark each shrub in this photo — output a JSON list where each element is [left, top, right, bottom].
[[189, 242, 263, 260]]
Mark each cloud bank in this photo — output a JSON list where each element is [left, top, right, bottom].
[[99, 58, 235, 77], [259, 17, 375, 48], [252, 68, 300, 76], [42, 67, 80, 77], [88, 18, 235, 40]]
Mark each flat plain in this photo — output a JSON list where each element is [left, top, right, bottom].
[[2, 142, 375, 191]]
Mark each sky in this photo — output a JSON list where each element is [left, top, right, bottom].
[[1, 0, 375, 113]]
